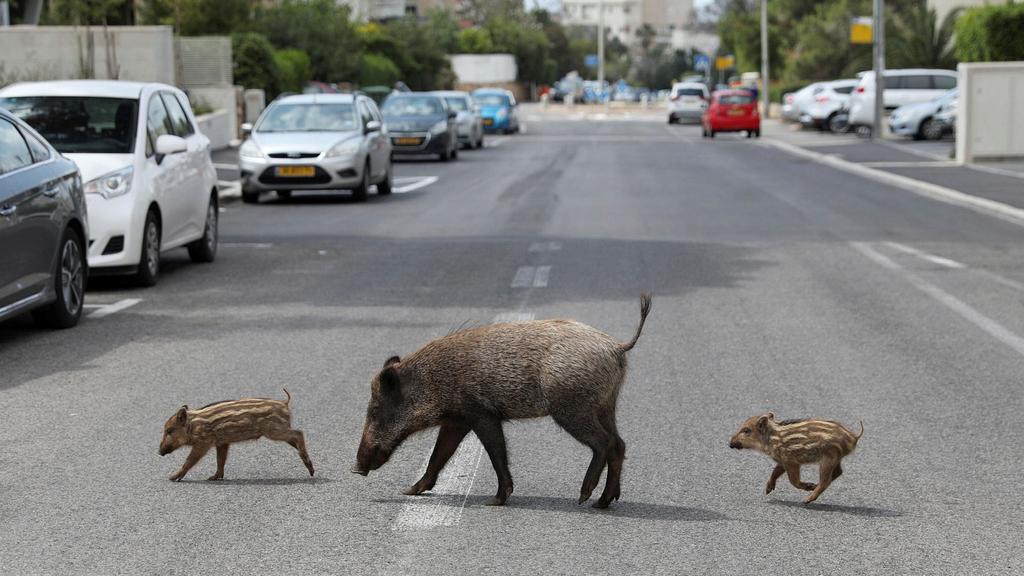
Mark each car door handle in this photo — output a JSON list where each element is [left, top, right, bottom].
[[43, 184, 61, 197], [0, 205, 15, 217]]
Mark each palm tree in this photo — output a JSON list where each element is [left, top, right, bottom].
[[889, 4, 961, 69]]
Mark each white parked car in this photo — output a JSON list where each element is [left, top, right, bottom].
[[0, 80, 219, 286], [781, 82, 825, 122], [799, 79, 859, 131], [667, 82, 710, 124], [847, 69, 957, 131]]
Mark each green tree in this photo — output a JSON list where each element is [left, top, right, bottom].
[[254, 0, 361, 83], [889, 4, 960, 69], [138, 0, 249, 35], [360, 53, 401, 87], [274, 48, 312, 94], [457, 28, 494, 54], [955, 3, 1024, 62], [379, 16, 454, 89], [232, 32, 281, 96]]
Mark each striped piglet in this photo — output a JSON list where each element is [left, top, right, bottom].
[[159, 389, 314, 481], [729, 412, 863, 504]]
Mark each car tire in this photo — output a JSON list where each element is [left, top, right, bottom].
[[828, 113, 849, 134], [277, 190, 292, 199], [242, 190, 259, 204], [747, 130, 754, 139], [135, 210, 161, 287], [920, 118, 943, 141], [32, 227, 86, 329], [188, 193, 218, 263], [451, 141, 459, 160], [352, 161, 370, 202], [709, 130, 716, 138], [754, 129, 761, 138], [440, 144, 451, 162], [668, 116, 675, 125], [476, 133, 484, 149], [376, 161, 393, 195]]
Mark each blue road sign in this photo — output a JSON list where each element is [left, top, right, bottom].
[[585, 54, 599, 68], [694, 54, 710, 71]]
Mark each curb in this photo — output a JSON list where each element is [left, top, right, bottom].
[[761, 138, 1024, 229]]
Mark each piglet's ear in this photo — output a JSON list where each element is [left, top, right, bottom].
[[176, 405, 188, 424], [767, 412, 775, 421], [383, 355, 401, 369], [380, 366, 401, 396], [757, 414, 771, 435]]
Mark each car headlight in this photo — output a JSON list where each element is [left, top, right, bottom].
[[84, 166, 133, 199], [239, 139, 263, 159], [429, 121, 448, 135], [325, 138, 361, 158], [496, 108, 508, 119]]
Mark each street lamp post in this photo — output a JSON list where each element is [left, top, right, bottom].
[[760, 0, 769, 118], [872, 0, 885, 139], [597, 0, 605, 91]]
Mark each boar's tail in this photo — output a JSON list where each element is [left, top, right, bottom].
[[282, 388, 292, 405], [621, 293, 653, 352]]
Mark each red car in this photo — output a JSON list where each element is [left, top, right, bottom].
[[702, 90, 761, 138]]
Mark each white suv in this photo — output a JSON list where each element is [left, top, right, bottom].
[[848, 69, 957, 131], [0, 80, 219, 286], [800, 79, 859, 131], [667, 82, 709, 124]]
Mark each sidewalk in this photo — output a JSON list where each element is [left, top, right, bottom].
[[761, 118, 1024, 217]]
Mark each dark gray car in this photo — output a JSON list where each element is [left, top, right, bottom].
[[0, 107, 88, 328]]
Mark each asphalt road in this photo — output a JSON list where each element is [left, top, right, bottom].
[[3, 117, 1024, 575]]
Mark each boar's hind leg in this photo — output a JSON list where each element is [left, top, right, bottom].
[[404, 422, 471, 496], [208, 445, 229, 481], [552, 410, 614, 507], [472, 418, 514, 506], [268, 429, 315, 477], [595, 413, 626, 509]]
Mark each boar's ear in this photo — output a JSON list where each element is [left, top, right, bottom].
[[176, 405, 188, 424], [380, 366, 401, 397], [383, 355, 401, 369]]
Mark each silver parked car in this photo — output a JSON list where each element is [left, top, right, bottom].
[[433, 90, 483, 149], [888, 88, 957, 141], [238, 93, 393, 203], [0, 107, 88, 328]]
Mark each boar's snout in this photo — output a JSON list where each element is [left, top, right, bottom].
[[355, 439, 391, 476], [729, 441, 742, 450]]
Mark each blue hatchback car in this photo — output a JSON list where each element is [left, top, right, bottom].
[[472, 89, 520, 134]]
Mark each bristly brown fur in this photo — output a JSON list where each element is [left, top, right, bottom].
[[158, 389, 313, 481], [729, 413, 863, 504]]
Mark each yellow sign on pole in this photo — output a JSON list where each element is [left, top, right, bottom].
[[715, 55, 735, 71], [850, 17, 873, 44]]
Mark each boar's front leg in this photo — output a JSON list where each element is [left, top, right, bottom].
[[404, 422, 471, 496], [473, 418, 513, 506], [170, 445, 211, 481]]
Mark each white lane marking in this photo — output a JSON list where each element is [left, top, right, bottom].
[[876, 139, 950, 161], [851, 242, 1024, 357], [213, 163, 239, 171], [763, 138, 1024, 228], [86, 298, 141, 318], [392, 176, 438, 194], [884, 242, 965, 269], [485, 139, 505, 148], [317, 250, 327, 255], [392, 311, 536, 530], [533, 265, 551, 287], [511, 266, 535, 288], [528, 241, 562, 252], [221, 242, 273, 248], [862, 161, 959, 168], [968, 163, 1024, 181], [519, 123, 527, 134]]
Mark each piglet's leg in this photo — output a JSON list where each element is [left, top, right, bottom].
[[765, 464, 785, 494], [208, 445, 229, 481], [170, 445, 210, 482], [268, 429, 315, 477], [804, 460, 837, 504], [785, 463, 816, 492]]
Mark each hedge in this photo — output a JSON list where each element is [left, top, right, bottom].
[[955, 4, 1024, 62]]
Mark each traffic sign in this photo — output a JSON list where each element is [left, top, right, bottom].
[[694, 54, 710, 71], [715, 55, 735, 71], [584, 54, 599, 68], [850, 17, 873, 44]]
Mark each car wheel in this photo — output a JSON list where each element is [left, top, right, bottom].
[[277, 190, 292, 199], [755, 129, 761, 138], [376, 161, 393, 195], [668, 116, 675, 125], [746, 130, 754, 139], [920, 118, 943, 141], [439, 144, 451, 162], [188, 194, 218, 263], [33, 227, 86, 329], [709, 130, 716, 138], [352, 161, 370, 202], [242, 190, 259, 204], [451, 140, 459, 160], [135, 210, 161, 287], [828, 113, 849, 134], [476, 132, 484, 149]]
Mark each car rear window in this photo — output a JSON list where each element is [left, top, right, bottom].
[[833, 85, 855, 95], [903, 75, 932, 90], [718, 94, 752, 105], [0, 96, 137, 154], [675, 88, 704, 97], [445, 97, 469, 112], [933, 75, 956, 90], [382, 96, 444, 117], [473, 94, 509, 107]]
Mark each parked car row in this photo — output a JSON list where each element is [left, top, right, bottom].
[[1, 79, 221, 329], [781, 68, 958, 140], [237, 87, 520, 204]]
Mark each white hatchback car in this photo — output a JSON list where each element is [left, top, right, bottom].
[[667, 82, 709, 124], [0, 81, 219, 286]]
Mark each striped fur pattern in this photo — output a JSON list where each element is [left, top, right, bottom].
[[158, 389, 314, 481], [729, 412, 863, 504]]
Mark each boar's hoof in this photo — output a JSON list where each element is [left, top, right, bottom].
[[485, 496, 507, 506], [207, 474, 224, 481], [592, 498, 612, 509], [403, 483, 430, 496]]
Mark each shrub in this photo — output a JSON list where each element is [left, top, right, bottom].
[[457, 28, 494, 54], [360, 53, 401, 87], [274, 49, 313, 94], [232, 33, 282, 97], [955, 4, 1024, 62]]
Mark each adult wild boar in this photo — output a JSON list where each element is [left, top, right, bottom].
[[353, 294, 652, 509]]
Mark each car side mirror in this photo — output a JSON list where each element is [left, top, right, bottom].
[[241, 122, 253, 136], [448, 110, 457, 120], [154, 134, 187, 164], [364, 120, 381, 134]]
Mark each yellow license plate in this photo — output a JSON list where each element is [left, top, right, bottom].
[[728, 109, 745, 116], [394, 137, 422, 145], [275, 166, 316, 177], [483, 119, 494, 125]]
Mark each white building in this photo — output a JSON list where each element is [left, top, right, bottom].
[[562, 0, 693, 44], [927, 0, 991, 22]]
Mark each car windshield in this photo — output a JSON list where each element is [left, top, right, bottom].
[[382, 97, 443, 117], [445, 97, 469, 112], [718, 94, 753, 105], [0, 96, 137, 154], [474, 94, 508, 107], [257, 103, 357, 132]]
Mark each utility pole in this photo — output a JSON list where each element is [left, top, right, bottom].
[[872, 0, 885, 139], [760, 0, 769, 118], [597, 0, 605, 92]]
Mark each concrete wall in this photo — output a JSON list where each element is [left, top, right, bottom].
[[0, 26, 174, 85], [196, 109, 232, 151], [449, 54, 517, 85], [957, 61, 1024, 162], [188, 86, 240, 146]]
